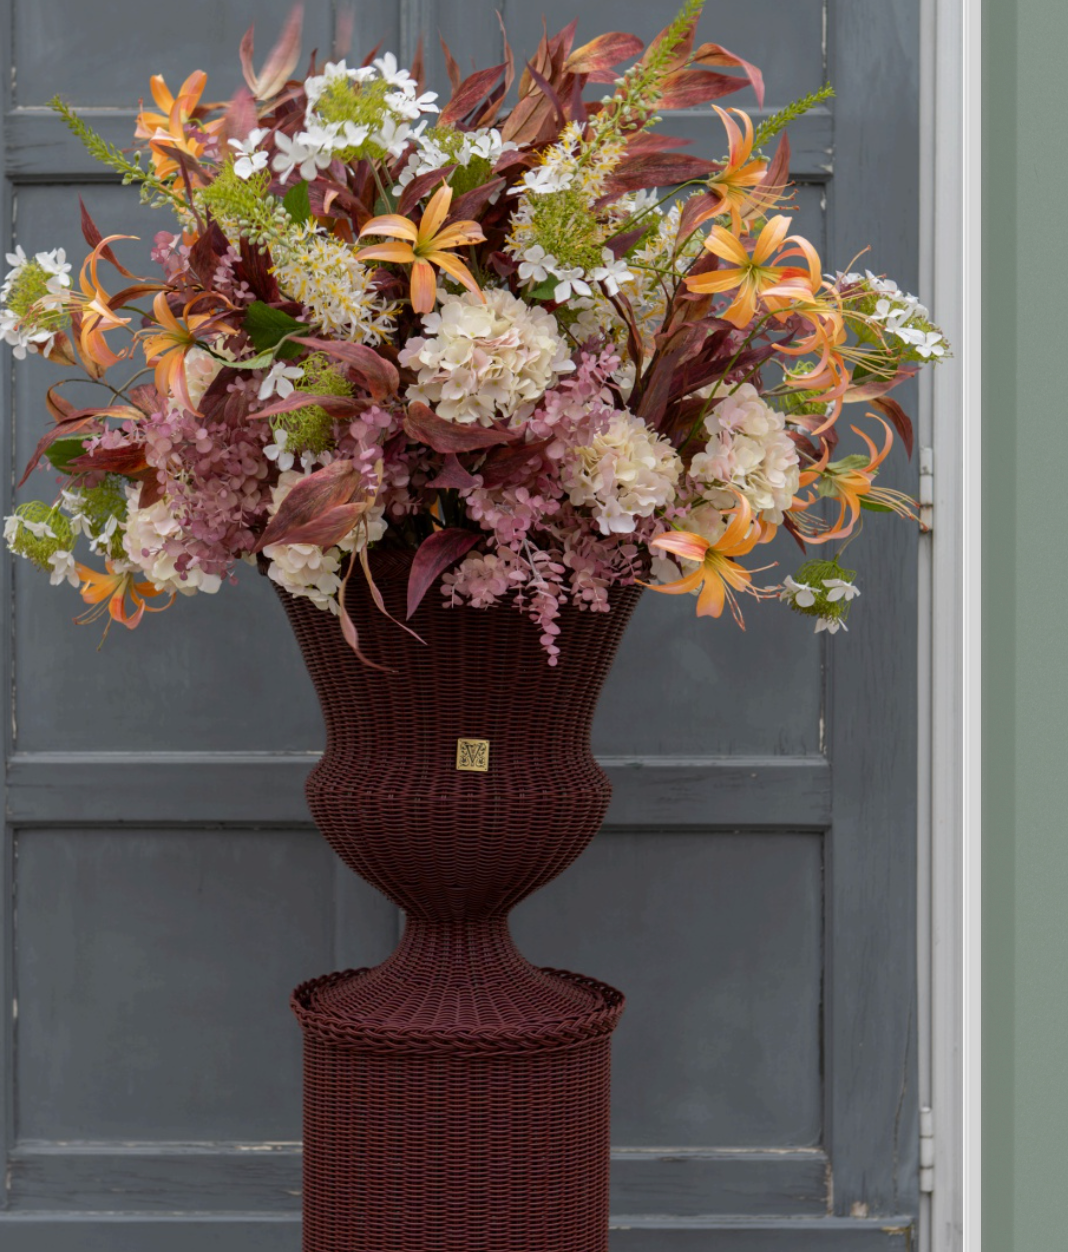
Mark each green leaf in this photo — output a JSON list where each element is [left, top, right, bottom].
[[243, 301, 306, 359], [221, 347, 284, 370], [859, 497, 894, 513], [283, 181, 311, 225], [528, 279, 560, 301], [827, 453, 870, 472], [44, 436, 88, 472]]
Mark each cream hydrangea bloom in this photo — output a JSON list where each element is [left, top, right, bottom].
[[262, 471, 387, 614], [563, 411, 682, 536], [122, 485, 223, 596], [690, 384, 800, 523], [400, 287, 574, 426]]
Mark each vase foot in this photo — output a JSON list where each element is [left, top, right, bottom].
[[292, 932, 623, 1252]]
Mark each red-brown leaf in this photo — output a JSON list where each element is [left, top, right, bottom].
[[426, 452, 480, 490], [406, 528, 482, 618], [659, 69, 756, 110], [288, 337, 400, 400], [403, 402, 516, 454], [396, 166, 456, 217], [690, 42, 765, 107], [450, 178, 506, 222], [252, 392, 362, 421], [871, 395, 915, 459], [603, 154, 718, 196], [270, 501, 368, 548], [565, 31, 644, 78], [476, 438, 553, 489], [255, 459, 361, 551], [79, 198, 139, 278], [67, 443, 150, 476], [439, 64, 506, 127], [439, 34, 463, 93]]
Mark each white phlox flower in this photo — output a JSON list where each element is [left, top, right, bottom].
[[258, 360, 304, 401], [272, 132, 334, 183], [264, 428, 295, 472], [823, 577, 861, 602], [553, 268, 592, 302], [228, 129, 269, 179], [781, 576, 817, 608], [815, 616, 848, 634], [47, 550, 80, 588], [591, 249, 635, 297]]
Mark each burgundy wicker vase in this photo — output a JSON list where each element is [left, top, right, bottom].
[[277, 550, 641, 1252]]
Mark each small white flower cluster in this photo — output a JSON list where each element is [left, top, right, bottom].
[[563, 410, 682, 536], [780, 573, 861, 634], [273, 225, 397, 345], [400, 288, 574, 426], [2, 511, 79, 586], [273, 55, 439, 183], [839, 269, 947, 360], [60, 487, 119, 559], [0, 245, 72, 359], [398, 126, 516, 195], [508, 122, 623, 202], [262, 470, 386, 613], [122, 485, 223, 595], [690, 384, 801, 524]]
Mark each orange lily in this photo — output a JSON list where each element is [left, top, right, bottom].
[[140, 291, 235, 413], [700, 108, 777, 234], [75, 561, 174, 636], [798, 415, 917, 542], [135, 71, 223, 180], [73, 236, 138, 373], [686, 215, 821, 329], [356, 184, 486, 314], [644, 497, 767, 627]]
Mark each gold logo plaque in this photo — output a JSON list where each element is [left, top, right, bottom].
[[456, 738, 490, 772]]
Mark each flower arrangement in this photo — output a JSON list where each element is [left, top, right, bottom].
[[3, 2, 946, 663]]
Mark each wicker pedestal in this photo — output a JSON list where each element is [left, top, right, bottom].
[[279, 553, 640, 1252]]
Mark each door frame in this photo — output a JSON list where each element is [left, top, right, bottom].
[[917, 0, 978, 1248]]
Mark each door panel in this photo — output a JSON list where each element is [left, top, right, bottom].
[[0, 1, 920, 1247]]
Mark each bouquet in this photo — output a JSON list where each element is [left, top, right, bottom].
[[2, 1, 946, 665]]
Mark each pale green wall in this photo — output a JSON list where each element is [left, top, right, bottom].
[[983, 0, 1068, 1247]]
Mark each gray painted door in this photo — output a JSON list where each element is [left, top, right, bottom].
[[0, 1, 920, 1248]]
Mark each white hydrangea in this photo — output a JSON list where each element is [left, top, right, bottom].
[[689, 384, 800, 523], [563, 411, 682, 536], [398, 126, 517, 197], [183, 346, 231, 411], [400, 287, 574, 426], [273, 226, 397, 345], [122, 485, 223, 596], [262, 471, 387, 615]]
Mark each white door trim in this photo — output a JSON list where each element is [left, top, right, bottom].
[[917, 0, 977, 1248]]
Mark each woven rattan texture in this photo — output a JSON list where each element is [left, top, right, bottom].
[[279, 553, 640, 1252]]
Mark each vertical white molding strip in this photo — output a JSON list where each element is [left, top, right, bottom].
[[919, 0, 971, 1248]]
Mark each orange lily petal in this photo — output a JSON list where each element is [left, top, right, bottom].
[[704, 225, 750, 266], [419, 184, 454, 244], [355, 242, 418, 265], [427, 252, 484, 300], [651, 531, 711, 562], [431, 221, 487, 250], [695, 575, 726, 618], [359, 214, 420, 243], [410, 259, 437, 313]]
